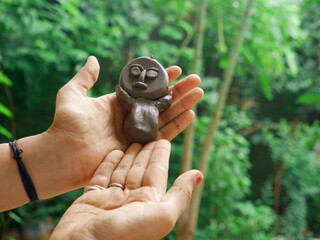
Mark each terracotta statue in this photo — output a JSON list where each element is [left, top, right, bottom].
[[116, 56, 172, 144]]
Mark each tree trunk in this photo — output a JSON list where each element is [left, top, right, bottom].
[[180, 0, 256, 239], [177, 0, 209, 239]]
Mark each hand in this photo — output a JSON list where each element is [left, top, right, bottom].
[[50, 140, 203, 240], [44, 56, 203, 194], [0, 56, 203, 211]]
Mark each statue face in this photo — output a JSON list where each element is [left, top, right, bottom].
[[119, 57, 169, 100]]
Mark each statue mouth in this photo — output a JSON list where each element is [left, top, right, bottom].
[[133, 82, 148, 89]]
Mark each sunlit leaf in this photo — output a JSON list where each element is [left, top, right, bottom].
[[0, 71, 13, 86], [284, 47, 298, 75], [8, 211, 23, 225], [0, 125, 12, 139], [259, 74, 273, 100], [0, 103, 12, 118], [297, 93, 320, 106], [306, 135, 320, 150]]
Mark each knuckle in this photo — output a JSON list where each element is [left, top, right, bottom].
[[92, 175, 108, 187]]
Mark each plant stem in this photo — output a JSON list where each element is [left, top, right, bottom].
[[177, 0, 208, 239], [170, 21, 198, 66], [217, 0, 227, 53], [181, 0, 256, 239]]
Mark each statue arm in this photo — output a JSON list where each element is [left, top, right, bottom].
[[156, 92, 172, 111], [116, 85, 134, 111]]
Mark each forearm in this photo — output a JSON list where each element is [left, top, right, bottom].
[[0, 132, 80, 211]]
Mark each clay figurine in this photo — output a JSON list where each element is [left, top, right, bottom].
[[116, 56, 172, 144]]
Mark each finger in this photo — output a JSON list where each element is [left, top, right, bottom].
[[166, 66, 182, 84], [69, 56, 100, 95], [169, 74, 201, 103], [161, 170, 203, 222], [159, 87, 203, 128], [125, 142, 157, 190], [158, 110, 195, 141], [143, 140, 171, 195], [109, 143, 143, 188], [88, 150, 124, 188]]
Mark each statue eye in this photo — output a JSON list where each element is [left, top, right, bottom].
[[130, 66, 141, 77], [146, 70, 158, 79]]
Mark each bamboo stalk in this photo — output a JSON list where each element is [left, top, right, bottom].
[[180, 0, 209, 174], [177, 0, 209, 239], [217, 0, 227, 53], [182, 0, 256, 239]]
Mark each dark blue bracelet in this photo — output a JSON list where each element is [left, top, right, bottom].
[[9, 140, 38, 202]]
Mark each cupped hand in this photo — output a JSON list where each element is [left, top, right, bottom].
[[50, 140, 203, 240], [46, 56, 203, 190]]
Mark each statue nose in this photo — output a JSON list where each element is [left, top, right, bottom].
[[138, 69, 146, 82]]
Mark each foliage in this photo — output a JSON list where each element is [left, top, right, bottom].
[[193, 103, 275, 238], [0, 0, 319, 239], [198, 120, 252, 223], [262, 121, 320, 239], [195, 202, 274, 240], [0, 72, 13, 140]]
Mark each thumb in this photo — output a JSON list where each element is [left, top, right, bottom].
[[162, 170, 203, 222], [69, 56, 100, 95]]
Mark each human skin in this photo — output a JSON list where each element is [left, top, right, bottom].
[[0, 56, 203, 211], [50, 140, 203, 240]]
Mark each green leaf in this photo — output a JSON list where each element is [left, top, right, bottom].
[[6, 236, 17, 240], [306, 135, 320, 150], [297, 93, 320, 106], [176, 0, 185, 11], [159, 26, 184, 41], [0, 103, 12, 118], [0, 125, 12, 140], [284, 48, 298, 75], [0, 71, 13, 86], [259, 74, 273, 100], [8, 211, 23, 225]]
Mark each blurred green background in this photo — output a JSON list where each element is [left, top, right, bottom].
[[0, 0, 319, 239]]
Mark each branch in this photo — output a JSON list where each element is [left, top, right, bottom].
[[169, 21, 198, 66]]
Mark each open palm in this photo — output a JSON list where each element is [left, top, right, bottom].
[[45, 56, 203, 191], [51, 140, 203, 240]]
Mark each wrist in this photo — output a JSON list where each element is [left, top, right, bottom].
[[0, 134, 54, 210], [20, 131, 83, 200]]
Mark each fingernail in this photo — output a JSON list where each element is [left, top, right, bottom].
[[196, 176, 203, 185]]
